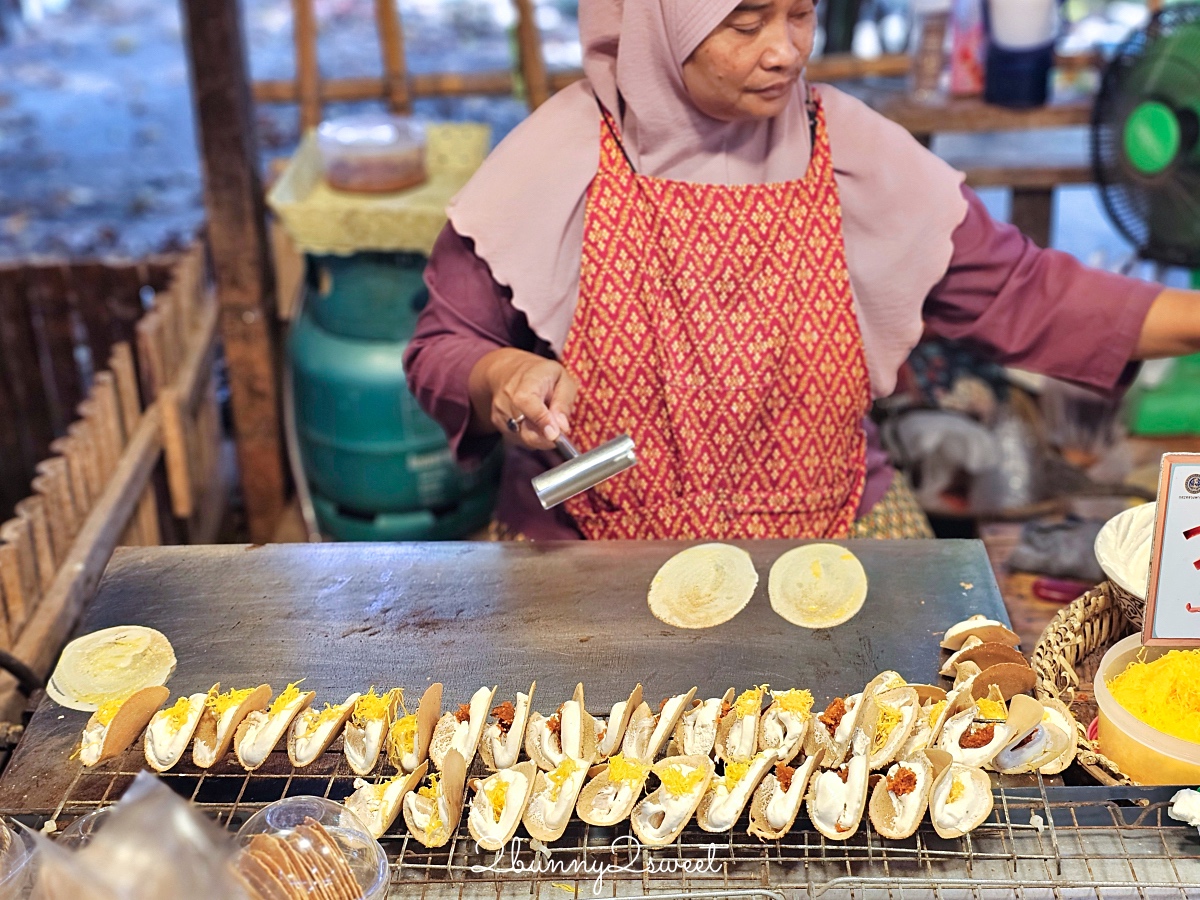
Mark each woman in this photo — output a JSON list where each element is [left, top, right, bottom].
[[405, 0, 1200, 541]]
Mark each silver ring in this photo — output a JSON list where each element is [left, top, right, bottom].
[[505, 414, 525, 433]]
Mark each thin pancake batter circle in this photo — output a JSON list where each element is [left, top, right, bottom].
[[769, 544, 868, 629], [47, 625, 177, 711], [647, 543, 758, 629]]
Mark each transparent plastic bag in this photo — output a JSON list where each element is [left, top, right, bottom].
[[31, 772, 248, 900]]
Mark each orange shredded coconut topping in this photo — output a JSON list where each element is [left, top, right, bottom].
[[1107, 649, 1200, 745]]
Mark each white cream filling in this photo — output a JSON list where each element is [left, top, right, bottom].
[[403, 789, 451, 842], [931, 772, 980, 832], [195, 704, 244, 767], [560, 701, 583, 758], [633, 769, 703, 843], [528, 766, 587, 830], [621, 713, 654, 760], [452, 686, 493, 759], [1169, 789, 1200, 827], [484, 692, 530, 770], [469, 771, 529, 842], [80, 721, 106, 766], [762, 774, 797, 830], [345, 775, 409, 835], [900, 719, 932, 759], [705, 751, 776, 831], [597, 700, 628, 757], [726, 714, 759, 761], [145, 695, 206, 767], [591, 780, 636, 819], [237, 696, 309, 768], [940, 713, 1010, 767], [761, 708, 805, 757], [812, 755, 867, 834], [345, 716, 387, 773], [678, 698, 723, 756], [883, 763, 927, 827], [833, 694, 861, 748], [530, 714, 566, 768], [291, 707, 350, 766], [647, 694, 690, 758]]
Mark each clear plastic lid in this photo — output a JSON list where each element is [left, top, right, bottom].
[[0, 820, 35, 898], [235, 796, 389, 900], [56, 806, 114, 851], [317, 113, 426, 156]]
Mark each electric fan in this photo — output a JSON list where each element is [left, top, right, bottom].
[[1091, 4, 1200, 434]]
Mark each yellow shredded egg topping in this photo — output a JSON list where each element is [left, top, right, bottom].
[[303, 703, 346, 737], [927, 700, 948, 729], [162, 696, 195, 731], [721, 760, 751, 790], [1108, 649, 1200, 745], [206, 687, 255, 720], [389, 714, 418, 760], [95, 697, 125, 727], [353, 687, 396, 726], [418, 773, 444, 840], [485, 777, 509, 823], [547, 757, 581, 801], [976, 699, 1007, 721], [734, 685, 769, 718], [659, 763, 707, 797], [773, 689, 814, 718], [607, 753, 651, 787], [268, 680, 306, 717], [948, 777, 965, 804], [872, 703, 903, 753]]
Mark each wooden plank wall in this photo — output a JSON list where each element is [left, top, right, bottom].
[[0, 246, 224, 717], [0, 258, 174, 521]]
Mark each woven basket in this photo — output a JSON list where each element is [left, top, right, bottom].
[[1104, 578, 1145, 630], [1031, 582, 1139, 785]]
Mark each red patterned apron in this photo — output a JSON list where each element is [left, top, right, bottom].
[[562, 94, 871, 540]]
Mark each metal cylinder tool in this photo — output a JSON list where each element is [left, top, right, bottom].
[[532, 434, 637, 509]]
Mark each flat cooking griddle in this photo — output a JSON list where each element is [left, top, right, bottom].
[[0, 539, 1003, 813]]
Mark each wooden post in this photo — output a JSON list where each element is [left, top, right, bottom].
[[292, 0, 322, 130], [1011, 187, 1054, 249], [374, 0, 411, 114], [512, 0, 550, 110], [181, 0, 288, 543]]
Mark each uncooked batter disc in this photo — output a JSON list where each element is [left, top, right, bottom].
[[768, 544, 868, 629], [647, 543, 758, 629]]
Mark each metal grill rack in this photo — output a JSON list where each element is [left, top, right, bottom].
[[16, 746, 1200, 900]]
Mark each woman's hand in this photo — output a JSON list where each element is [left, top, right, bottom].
[[468, 348, 578, 450]]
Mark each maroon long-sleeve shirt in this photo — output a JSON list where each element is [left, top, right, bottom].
[[404, 184, 1160, 539]]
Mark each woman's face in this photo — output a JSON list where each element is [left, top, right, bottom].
[[681, 0, 817, 122]]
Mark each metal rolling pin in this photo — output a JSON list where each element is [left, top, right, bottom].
[[532, 434, 637, 510]]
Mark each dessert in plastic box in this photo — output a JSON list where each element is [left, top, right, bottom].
[[317, 114, 427, 194]]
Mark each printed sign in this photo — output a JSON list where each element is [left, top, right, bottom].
[[1143, 453, 1200, 646]]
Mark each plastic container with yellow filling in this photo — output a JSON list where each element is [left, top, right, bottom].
[[1093, 634, 1200, 785]]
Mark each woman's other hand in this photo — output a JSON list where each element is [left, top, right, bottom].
[[468, 348, 578, 450]]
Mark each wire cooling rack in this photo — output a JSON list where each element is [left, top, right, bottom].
[[11, 743, 1200, 900]]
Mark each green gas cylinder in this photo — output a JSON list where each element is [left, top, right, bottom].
[[288, 252, 499, 539]]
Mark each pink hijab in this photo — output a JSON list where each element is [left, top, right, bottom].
[[447, 0, 968, 399]]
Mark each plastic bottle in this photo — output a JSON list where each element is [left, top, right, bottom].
[[949, 0, 986, 96], [909, 0, 952, 104]]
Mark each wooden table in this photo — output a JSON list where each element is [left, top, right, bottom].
[[841, 80, 1095, 247], [0, 538, 1006, 816]]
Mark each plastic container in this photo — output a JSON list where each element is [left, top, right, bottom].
[[0, 821, 35, 900], [56, 806, 114, 850], [236, 795, 388, 900], [317, 114, 427, 194], [909, 0, 952, 103], [1093, 633, 1200, 785]]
